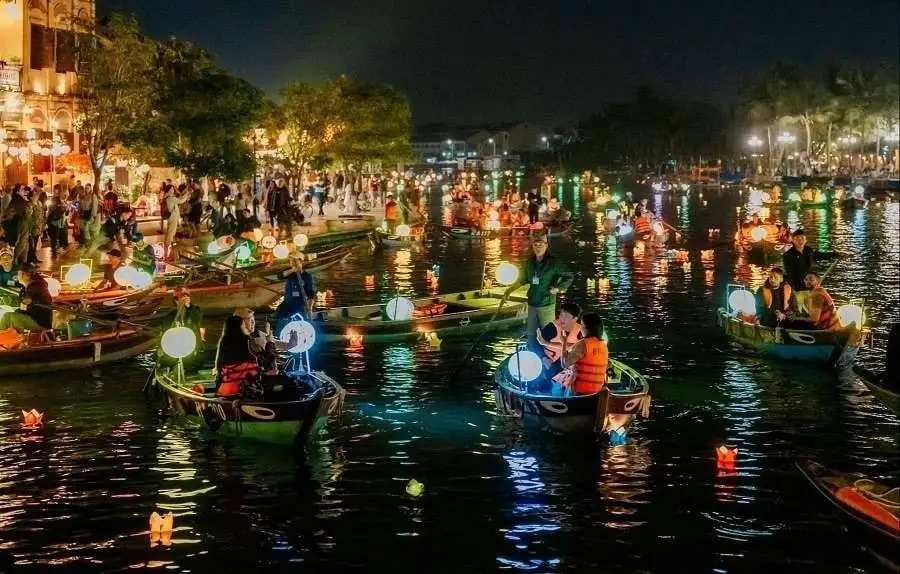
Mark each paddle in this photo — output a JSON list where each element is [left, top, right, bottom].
[[447, 288, 514, 382]]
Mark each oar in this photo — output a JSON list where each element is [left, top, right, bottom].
[[819, 258, 840, 283], [447, 287, 515, 382]]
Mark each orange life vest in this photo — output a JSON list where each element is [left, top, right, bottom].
[[634, 215, 651, 235], [543, 320, 583, 363], [217, 360, 260, 397], [574, 338, 608, 394], [385, 201, 398, 221], [812, 287, 840, 330]]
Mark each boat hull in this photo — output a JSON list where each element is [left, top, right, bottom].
[[0, 330, 156, 377], [717, 308, 862, 367], [372, 229, 424, 248], [853, 365, 899, 415], [325, 215, 376, 234]]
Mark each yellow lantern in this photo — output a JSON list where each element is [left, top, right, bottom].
[[64, 263, 91, 287], [273, 243, 290, 259], [261, 235, 277, 250]]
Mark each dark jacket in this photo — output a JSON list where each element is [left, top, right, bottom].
[[513, 253, 574, 308], [216, 333, 256, 370], [782, 245, 814, 291], [279, 271, 316, 319], [22, 274, 53, 329]]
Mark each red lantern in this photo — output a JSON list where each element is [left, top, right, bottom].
[[716, 446, 737, 476], [21, 409, 43, 429]]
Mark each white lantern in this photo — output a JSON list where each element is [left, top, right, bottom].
[[837, 304, 864, 328], [728, 289, 756, 316], [113, 265, 138, 287], [495, 261, 519, 286], [279, 317, 316, 354], [293, 233, 309, 248], [131, 270, 153, 289], [385, 296, 415, 321], [65, 263, 91, 286], [750, 227, 767, 242], [506, 350, 543, 382], [45, 277, 61, 297], [261, 235, 277, 249], [395, 224, 411, 237], [273, 243, 289, 259], [160, 326, 197, 359]]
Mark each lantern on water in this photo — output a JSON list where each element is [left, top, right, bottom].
[[260, 235, 278, 250], [385, 296, 415, 321], [293, 233, 309, 248], [45, 277, 61, 297], [837, 304, 864, 328], [65, 263, 91, 286], [750, 227, 767, 242], [506, 350, 543, 382], [728, 289, 755, 316], [273, 243, 290, 259], [114, 266, 138, 287], [160, 326, 197, 359], [495, 261, 519, 286], [279, 316, 316, 354], [21, 409, 43, 429], [395, 224, 411, 237]]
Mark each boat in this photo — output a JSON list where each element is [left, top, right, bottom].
[[324, 215, 377, 234], [796, 461, 899, 566], [442, 225, 484, 240], [544, 218, 575, 237], [121, 280, 283, 322], [56, 283, 160, 312], [372, 227, 425, 248], [494, 351, 651, 435], [716, 308, 864, 367], [154, 367, 344, 446], [226, 243, 356, 281], [309, 287, 529, 343], [853, 365, 899, 415], [0, 327, 156, 376], [840, 197, 868, 210]]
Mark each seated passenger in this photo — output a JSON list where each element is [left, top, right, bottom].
[[755, 266, 792, 328], [130, 233, 157, 276], [559, 312, 609, 395], [534, 302, 584, 379], [633, 208, 652, 237], [798, 272, 840, 330], [0, 263, 53, 334], [0, 245, 18, 288], [215, 314, 263, 398]]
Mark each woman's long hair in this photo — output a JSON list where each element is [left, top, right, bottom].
[[215, 315, 252, 368], [582, 312, 604, 339]]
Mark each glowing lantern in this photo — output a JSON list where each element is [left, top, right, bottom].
[[728, 289, 755, 316], [131, 270, 153, 289], [385, 296, 415, 321], [160, 326, 197, 359], [149, 512, 174, 547], [252, 228, 264, 242], [293, 233, 309, 248], [837, 304, 864, 328], [64, 263, 91, 286], [700, 249, 713, 261], [506, 350, 543, 382], [273, 243, 289, 259], [279, 316, 316, 354], [424, 332, 442, 349], [260, 235, 277, 250], [486, 219, 501, 231], [114, 266, 138, 287], [206, 241, 220, 256], [235, 243, 252, 262], [788, 192, 801, 202], [750, 227, 767, 242], [633, 242, 646, 256], [395, 224, 411, 237], [21, 409, 43, 429], [495, 261, 519, 286], [853, 185, 865, 197], [45, 277, 61, 297], [716, 446, 737, 473], [406, 479, 425, 497]]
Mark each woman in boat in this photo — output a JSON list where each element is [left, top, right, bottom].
[[214, 314, 265, 399], [0, 263, 53, 334], [755, 266, 792, 328], [559, 312, 609, 395]]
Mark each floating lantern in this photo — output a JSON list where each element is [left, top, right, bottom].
[[64, 263, 91, 287], [598, 277, 611, 292], [395, 224, 411, 237], [114, 266, 138, 287], [149, 511, 174, 547], [272, 243, 290, 259], [708, 228, 720, 238], [716, 446, 737, 469], [424, 332, 442, 349], [21, 409, 43, 429], [659, 259, 668, 272], [160, 326, 197, 360], [700, 249, 714, 261], [385, 296, 415, 321], [293, 233, 309, 248], [495, 261, 519, 286], [837, 304, 864, 328], [705, 269, 714, 283], [728, 289, 755, 316], [633, 242, 646, 256], [609, 427, 628, 446], [279, 316, 316, 354], [506, 350, 543, 382], [406, 479, 425, 497], [586, 278, 596, 291], [45, 277, 61, 297], [260, 235, 277, 250], [347, 330, 364, 347]]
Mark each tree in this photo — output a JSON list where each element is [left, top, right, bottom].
[[74, 13, 155, 185]]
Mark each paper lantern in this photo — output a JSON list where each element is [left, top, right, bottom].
[[728, 289, 755, 315], [273, 243, 289, 259], [131, 270, 153, 289], [495, 261, 519, 286], [260, 235, 277, 249], [750, 227, 767, 242], [837, 304, 864, 328], [21, 409, 43, 429], [45, 277, 61, 297], [235, 243, 252, 261], [160, 326, 197, 359], [395, 224, 411, 237], [252, 228, 264, 242], [65, 263, 91, 286], [279, 317, 316, 354], [385, 296, 415, 321], [206, 241, 220, 255], [506, 350, 543, 382], [114, 266, 137, 287], [293, 233, 309, 248]]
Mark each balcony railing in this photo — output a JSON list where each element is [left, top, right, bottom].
[[0, 63, 23, 92]]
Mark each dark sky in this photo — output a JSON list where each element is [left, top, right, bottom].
[[99, 0, 899, 127]]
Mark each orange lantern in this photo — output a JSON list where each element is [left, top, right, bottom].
[[716, 446, 737, 476], [21, 409, 43, 429], [149, 511, 174, 547]]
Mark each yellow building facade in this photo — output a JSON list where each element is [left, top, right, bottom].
[[0, 0, 93, 187]]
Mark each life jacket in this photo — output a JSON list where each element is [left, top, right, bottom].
[[761, 282, 792, 312], [217, 360, 260, 397], [812, 287, 840, 330], [634, 215, 652, 236], [543, 320, 583, 363], [574, 338, 608, 394], [385, 201, 398, 220]]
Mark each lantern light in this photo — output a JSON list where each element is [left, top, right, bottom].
[[750, 227, 767, 242], [506, 350, 543, 382], [114, 265, 138, 287], [385, 296, 415, 321], [293, 233, 309, 248], [495, 261, 519, 286], [273, 243, 289, 259], [235, 243, 252, 261], [395, 224, 411, 237], [131, 270, 153, 289], [45, 277, 61, 297], [160, 326, 197, 359], [260, 235, 278, 250], [788, 192, 801, 203], [252, 228, 264, 242], [279, 316, 316, 354], [836, 304, 864, 328], [64, 263, 91, 286], [207, 241, 220, 255], [728, 289, 756, 316]]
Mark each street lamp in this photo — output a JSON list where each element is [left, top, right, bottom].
[[776, 132, 796, 145], [446, 138, 454, 163], [747, 135, 763, 148], [488, 138, 495, 155], [541, 135, 549, 150]]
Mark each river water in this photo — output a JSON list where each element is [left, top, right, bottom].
[[1, 185, 897, 572]]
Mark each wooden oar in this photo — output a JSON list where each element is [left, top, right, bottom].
[[447, 288, 514, 382]]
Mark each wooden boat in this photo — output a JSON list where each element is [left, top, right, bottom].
[[494, 354, 651, 434], [545, 219, 575, 237], [840, 197, 868, 209], [442, 225, 484, 240], [122, 280, 282, 322], [227, 243, 356, 281], [324, 215, 377, 234], [0, 328, 156, 376], [154, 366, 345, 446], [372, 227, 425, 248], [796, 461, 899, 566], [309, 287, 528, 343], [717, 308, 864, 367], [56, 283, 160, 312], [853, 365, 899, 415]]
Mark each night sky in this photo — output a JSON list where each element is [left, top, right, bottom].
[[99, 0, 899, 126]]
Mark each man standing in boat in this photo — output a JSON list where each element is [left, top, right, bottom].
[[505, 231, 574, 348], [276, 253, 317, 329], [782, 229, 839, 313]]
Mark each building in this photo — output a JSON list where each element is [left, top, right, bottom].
[[410, 122, 552, 169], [0, 0, 93, 187]]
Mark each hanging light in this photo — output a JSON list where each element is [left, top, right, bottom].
[[260, 235, 277, 250], [385, 296, 415, 321], [506, 350, 543, 382], [273, 243, 289, 259], [293, 233, 309, 248], [160, 327, 197, 359]]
